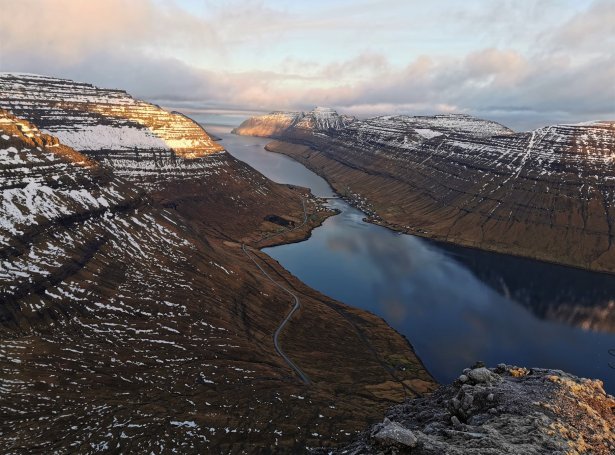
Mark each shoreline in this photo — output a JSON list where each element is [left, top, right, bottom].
[[261, 138, 615, 277], [252, 187, 339, 250], [251, 193, 439, 390], [212, 134, 439, 390], [245, 242, 438, 395]]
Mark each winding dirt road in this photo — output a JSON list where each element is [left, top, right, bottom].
[[241, 198, 311, 384]]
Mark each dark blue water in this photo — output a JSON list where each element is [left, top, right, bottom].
[[208, 124, 615, 393]]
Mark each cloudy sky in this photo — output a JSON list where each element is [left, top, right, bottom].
[[0, 0, 613, 130]]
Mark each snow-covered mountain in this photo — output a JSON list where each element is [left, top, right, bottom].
[[237, 111, 615, 273], [0, 73, 225, 184], [232, 106, 355, 137], [295, 106, 356, 131], [0, 107, 198, 321], [348, 113, 514, 142]]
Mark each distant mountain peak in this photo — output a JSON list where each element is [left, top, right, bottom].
[[233, 107, 356, 137]]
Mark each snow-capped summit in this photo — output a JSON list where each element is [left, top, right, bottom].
[[233, 106, 355, 137], [295, 107, 356, 131]]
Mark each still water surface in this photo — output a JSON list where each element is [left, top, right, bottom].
[[207, 124, 615, 393]]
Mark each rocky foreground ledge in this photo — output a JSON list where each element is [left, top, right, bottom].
[[323, 364, 614, 454]]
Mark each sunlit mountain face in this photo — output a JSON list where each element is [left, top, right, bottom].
[[0, 73, 223, 171]]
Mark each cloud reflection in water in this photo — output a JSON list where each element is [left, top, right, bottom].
[[267, 200, 615, 392], [217, 129, 615, 393]]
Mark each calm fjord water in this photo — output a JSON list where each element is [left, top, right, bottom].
[[208, 125, 615, 393]]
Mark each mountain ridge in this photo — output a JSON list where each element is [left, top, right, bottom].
[[234, 109, 615, 273], [231, 106, 356, 138], [0, 73, 224, 182]]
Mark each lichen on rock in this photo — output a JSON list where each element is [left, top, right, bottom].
[[327, 364, 615, 454]]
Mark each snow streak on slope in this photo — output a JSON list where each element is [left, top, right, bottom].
[[0, 109, 264, 450], [321, 115, 615, 225], [1, 108, 150, 301], [0, 73, 224, 183], [239, 110, 615, 272]]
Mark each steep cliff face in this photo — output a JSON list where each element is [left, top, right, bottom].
[[0, 110, 141, 319], [0, 73, 224, 184], [327, 364, 615, 454], [0, 79, 436, 452], [0, 73, 315, 240], [232, 110, 305, 137], [236, 111, 615, 273], [232, 106, 355, 138]]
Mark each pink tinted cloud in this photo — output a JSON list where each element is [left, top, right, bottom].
[[0, 0, 217, 63], [0, 0, 612, 131]]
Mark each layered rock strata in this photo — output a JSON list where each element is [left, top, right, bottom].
[[235, 111, 615, 273]]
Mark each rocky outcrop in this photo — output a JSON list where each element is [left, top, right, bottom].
[[0, 80, 436, 452], [236, 111, 615, 273], [328, 364, 615, 454]]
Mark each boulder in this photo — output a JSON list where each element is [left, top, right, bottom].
[[372, 417, 418, 448]]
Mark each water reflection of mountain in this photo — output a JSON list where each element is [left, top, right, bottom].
[[432, 240, 615, 334]]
